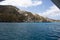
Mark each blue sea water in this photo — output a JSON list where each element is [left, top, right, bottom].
[[0, 23, 60, 40]]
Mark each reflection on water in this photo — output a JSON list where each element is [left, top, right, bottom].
[[0, 23, 60, 40]]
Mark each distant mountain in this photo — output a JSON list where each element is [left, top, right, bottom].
[[0, 5, 59, 22]]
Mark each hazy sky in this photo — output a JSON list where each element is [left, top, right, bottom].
[[0, 0, 60, 20]]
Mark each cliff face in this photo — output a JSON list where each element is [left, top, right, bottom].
[[0, 5, 26, 22], [0, 5, 59, 22]]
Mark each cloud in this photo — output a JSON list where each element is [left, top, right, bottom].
[[0, 0, 42, 7], [39, 5, 60, 20]]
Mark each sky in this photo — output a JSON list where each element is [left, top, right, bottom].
[[0, 0, 60, 20]]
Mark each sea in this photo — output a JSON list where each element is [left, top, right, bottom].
[[0, 23, 60, 40]]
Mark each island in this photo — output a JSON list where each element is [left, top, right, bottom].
[[0, 5, 60, 22]]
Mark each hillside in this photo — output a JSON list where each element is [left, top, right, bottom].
[[0, 5, 59, 22]]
